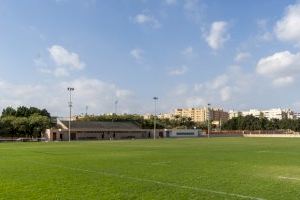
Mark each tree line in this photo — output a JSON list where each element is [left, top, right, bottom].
[[0, 106, 51, 138], [78, 114, 209, 129], [222, 115, 300, 131], [80, 114, 300, 132]]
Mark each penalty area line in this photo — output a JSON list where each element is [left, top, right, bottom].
[[26, 160, 265, 200]]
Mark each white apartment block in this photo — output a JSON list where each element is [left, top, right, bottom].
[[242, 109, 262, 118], [143, 113, 175, 120], [228, 110, 242, 119], [294, 113, 300, 119], [231, 108, 295, 120], [158, 113, 175, 119]]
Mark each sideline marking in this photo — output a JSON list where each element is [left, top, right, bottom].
[[27, 160, 265, 200], [256, 151, 300, 155], [278, 176, 300, 181], [134, 161, 171, 166]]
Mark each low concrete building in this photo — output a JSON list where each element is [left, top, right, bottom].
[[44, 120, 154, 141], [43, 119, 203, 141]]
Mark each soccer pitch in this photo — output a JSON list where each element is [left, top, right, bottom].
[[1, 138, 300, 200]]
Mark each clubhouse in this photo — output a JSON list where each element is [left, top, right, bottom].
[[43, 119, 200, 141]]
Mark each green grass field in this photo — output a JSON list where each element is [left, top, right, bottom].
[[1, 138, 300, 200]]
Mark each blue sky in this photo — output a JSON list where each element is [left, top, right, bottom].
[[1, 0, 300, 116]]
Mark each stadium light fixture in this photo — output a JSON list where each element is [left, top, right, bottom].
[[153, 97, 158, 140], [67, 87, 74, 142]]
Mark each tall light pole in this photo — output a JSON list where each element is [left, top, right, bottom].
[[114, 100, 118, 114], [207, 103, 211, 138], [153, 97, 158, 140], [67, 87, 74, 142], [219, 118, 222, 132], [85, 105, 88, 116]]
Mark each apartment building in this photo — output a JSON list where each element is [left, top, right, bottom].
[[228, 110, 242, 119], [174, 107, 229, 123], [230, 108, 295, 120]]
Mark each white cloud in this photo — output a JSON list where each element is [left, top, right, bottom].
[[166, 64, 300, 112], [205, 74, 232, 101], [257, 19, 268, 29], [0, 78, 136, 117], [181, 46, 194, 57], [164, 0, 176, 5], [171, 84, 188, 96], [256, 51, 300, 77], [34, 56, 47, 68], [220, 86, 231, 101], [256, 51, 300, 86], [193, 83, 203, 92], [184, 0, 205, 23], [256, 19, 273, 42], [167, 65, 255, 110], [130, 48, 144, 62], [133, 13, 161, 28], [272, 76, 294, 87], [48, 45, 85, 70], [275, 3, 300, 44], [36, 45, 85, 77], [210, 74, 228, 89], [234, 52, 251, 63], [53, 67, 70, 77], [184, 0, 197, 9], [168, 65, 188, 76], [205, 21, 229, 50], [259, 32, 273, 42], [38, 68, 52, 75], [186, 96, 205, 107]]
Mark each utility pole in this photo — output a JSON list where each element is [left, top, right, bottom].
[[153, 97, 158, 140], [67, 87, 74, 142]]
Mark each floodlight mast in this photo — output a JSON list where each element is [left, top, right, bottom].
[[67, 87, 74, 142], [153, 97, 158, 140], [114, 100, 118, 114], [207, 103, 211, 138], [85, 105, 88, 116]]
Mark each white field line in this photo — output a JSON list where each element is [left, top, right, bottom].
[[27, 160, 265, 200], [278, 176, 300, 181], [256, 151, 300, 155], [0, 146, 61, 150], [0, 146, 80, 150], [0, 147, 42, 150], [134, 161, 171, 166]]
